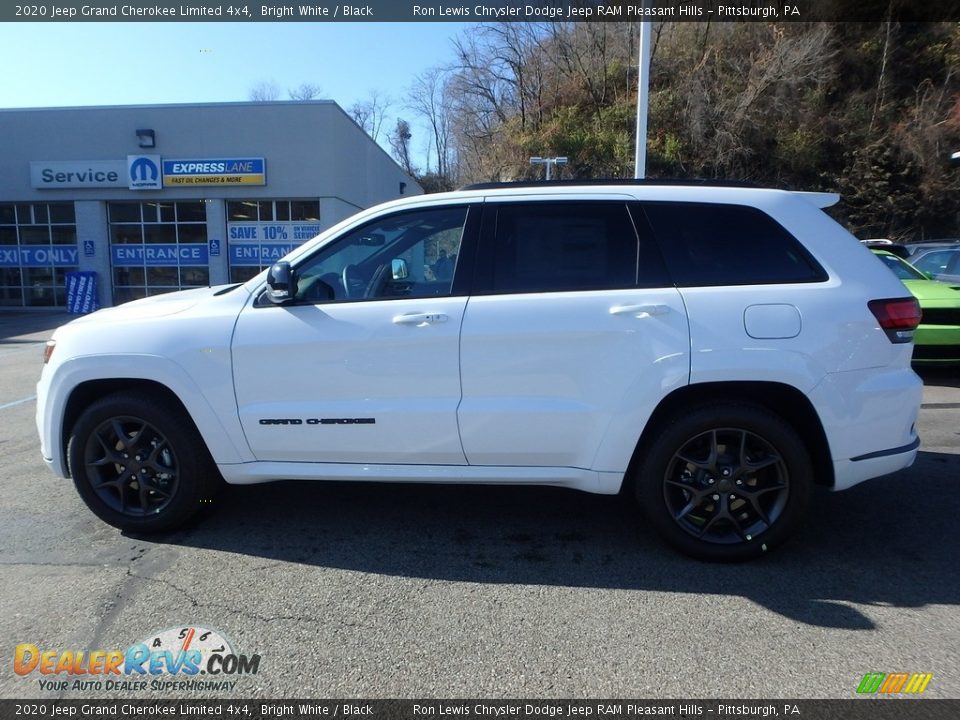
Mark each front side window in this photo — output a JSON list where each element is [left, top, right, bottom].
[[292, 206, 468, 303], [642, 202, 827, 287], [490, 202, 642, 294]]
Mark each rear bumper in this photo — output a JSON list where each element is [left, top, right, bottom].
[[832, 439, 919, 491], [808, 366, 922, 490]]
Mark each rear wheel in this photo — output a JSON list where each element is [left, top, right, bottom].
[[68, 392, 219, 532], [636, 403, 812, 561]]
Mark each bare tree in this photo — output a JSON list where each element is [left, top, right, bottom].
[[389, 118, 416, 176], [350, 91, 392, 142], [249, 81, 281, 102], [409, 68, 454, 180], [288, 83, 324, 101]]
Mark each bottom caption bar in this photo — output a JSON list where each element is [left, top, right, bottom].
[[1, 701, 958, 720]]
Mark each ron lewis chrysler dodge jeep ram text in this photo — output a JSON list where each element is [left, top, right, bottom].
[[37, 182, 923, 561]]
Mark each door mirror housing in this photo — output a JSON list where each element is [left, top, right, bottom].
[[391, 258, 409, 281], [266, 261, 297, 304]]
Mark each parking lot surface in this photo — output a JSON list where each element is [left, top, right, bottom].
[[1, 311, 958, 699]]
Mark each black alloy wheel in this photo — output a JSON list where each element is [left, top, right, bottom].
[[663, 427, 790, 545], [636, 403, 813, 561], [69, 392, 219, 532], [82, 415, 180, 518]]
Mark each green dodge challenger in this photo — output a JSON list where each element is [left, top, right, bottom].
[[873, 249, 960, 364]]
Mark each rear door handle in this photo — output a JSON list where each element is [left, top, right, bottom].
[[393, 312, 449, 326], [609, 304, 670, 317]]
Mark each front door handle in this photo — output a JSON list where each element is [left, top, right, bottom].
[[609, 304, 671, 318], [393, 312, 449, 326]]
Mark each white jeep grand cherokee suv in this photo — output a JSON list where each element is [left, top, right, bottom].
[[36, 182, 923, 561]]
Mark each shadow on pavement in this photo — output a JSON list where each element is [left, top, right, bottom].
[[142, 449, 959, 632], [916, 366, 960, 390], [0, 311, 72, 343]]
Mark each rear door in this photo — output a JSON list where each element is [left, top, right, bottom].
[[457, 197, 689, 473]]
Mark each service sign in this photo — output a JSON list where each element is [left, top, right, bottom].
[[30, 160, 126, 189], [163, 158, 266, 186]]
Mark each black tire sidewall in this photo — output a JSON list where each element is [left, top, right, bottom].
[[636, 404, 813, 562], [68, 393, 215, 533]]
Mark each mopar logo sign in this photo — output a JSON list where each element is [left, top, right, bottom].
[[127, 155, 161, 190]]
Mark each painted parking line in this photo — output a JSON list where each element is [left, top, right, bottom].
[[0, 395, 36, 411]]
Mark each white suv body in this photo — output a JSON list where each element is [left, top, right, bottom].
[[36, 183, 922, 560]]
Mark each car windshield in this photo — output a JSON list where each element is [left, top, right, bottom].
[[876, 252, 926, 280]]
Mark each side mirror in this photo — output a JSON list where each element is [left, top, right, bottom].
[[391, 258, 409, 281], [266, 261, 297, 304]]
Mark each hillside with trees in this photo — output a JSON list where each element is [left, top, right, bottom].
[[389, 21, 960, 240]]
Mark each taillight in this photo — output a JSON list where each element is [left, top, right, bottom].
[[868, 297, 922, 343], [42, 340, 56, 364]]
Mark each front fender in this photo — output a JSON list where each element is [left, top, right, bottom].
[[37, 353, 253, 478]]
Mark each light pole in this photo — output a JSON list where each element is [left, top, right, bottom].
[[634, 15, 651, 179], [529, 156, 568, 180]]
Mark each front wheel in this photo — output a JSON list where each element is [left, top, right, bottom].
[[636, 404, 813, 561], [68, 392, 219, 532]]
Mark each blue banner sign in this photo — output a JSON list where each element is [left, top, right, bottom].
[[229, 243, 297, 266], [0, 246, 79, 267], [111, 244, 209, 267], [65, 271, 98, 314]]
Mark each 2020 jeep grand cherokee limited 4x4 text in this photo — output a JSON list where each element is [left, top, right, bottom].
[[36, 182, 923, 561]]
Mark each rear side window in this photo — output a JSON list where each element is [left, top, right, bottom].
[[489, 202, 661, 294], [641, 202, 827, 287]]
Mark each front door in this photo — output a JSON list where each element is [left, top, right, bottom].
[[232, 203, 477, 465]]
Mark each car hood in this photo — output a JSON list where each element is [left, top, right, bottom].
[[65, 285, 242, 325]]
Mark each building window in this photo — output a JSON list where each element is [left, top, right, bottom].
[[226, 199, 322, 282], [108, 201, 209, 304], [0, 203, 78, 307]]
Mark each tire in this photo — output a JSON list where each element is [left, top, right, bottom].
[[635, 403, 813, 562], [67, 391, 219, 532]]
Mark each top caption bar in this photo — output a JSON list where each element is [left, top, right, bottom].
[[4, 0, 960, 22]]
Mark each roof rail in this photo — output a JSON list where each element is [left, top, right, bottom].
[[458, 178, 764, 191]]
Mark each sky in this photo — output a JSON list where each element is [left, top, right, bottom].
[[0, 22, 472, 166]]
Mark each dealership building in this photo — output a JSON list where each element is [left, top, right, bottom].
[[0, 101, 421, 308]]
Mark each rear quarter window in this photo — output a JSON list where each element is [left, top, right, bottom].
[[640, 202, 828, 287]]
